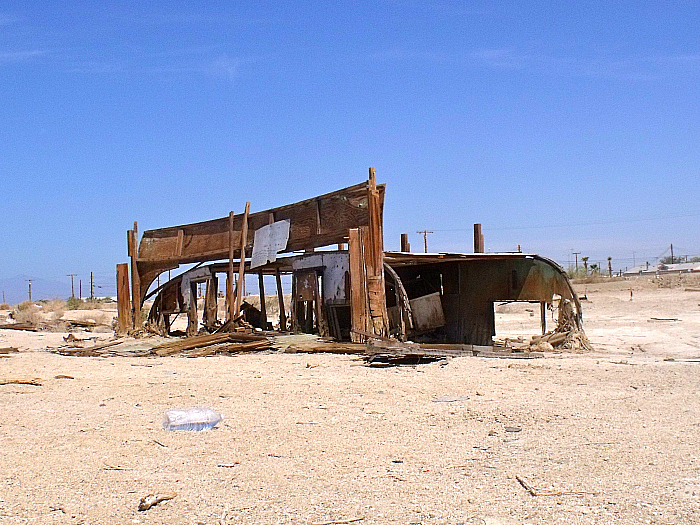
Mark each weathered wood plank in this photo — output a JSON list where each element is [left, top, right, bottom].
[[116, 263, 131, 335]]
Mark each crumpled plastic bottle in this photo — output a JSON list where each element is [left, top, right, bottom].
[[163, 408, 223, 431]]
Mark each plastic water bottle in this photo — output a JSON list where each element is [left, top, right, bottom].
[[163, 408, 223, 431]]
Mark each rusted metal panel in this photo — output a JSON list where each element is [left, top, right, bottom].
[[295, 270, 318, 302], [409, 292, 445, 332]]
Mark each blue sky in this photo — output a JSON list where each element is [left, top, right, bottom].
[[1, 1, 698, 302]]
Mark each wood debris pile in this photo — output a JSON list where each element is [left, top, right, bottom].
[[50, 332, 271, 358]]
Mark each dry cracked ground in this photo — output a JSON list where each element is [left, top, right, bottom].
[[1, 275, 700, 524]]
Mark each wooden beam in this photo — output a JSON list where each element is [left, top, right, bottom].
[[348, 227, 367, 343], [204, 275, 218, 329], [276, 269, 287, 331], [129, 222, 142, 328], [311, 271, 328, 337], [258, 270, 267, 330], [400, 233, 410, 252], [540, 301, 547, 335], [116, 263, 131, 335], [474, 223, 484, 253], [186, 282, 198, 336], [234, 201, 251, 317], [227, 211, 235, 322], [366, 168, 388, 337]]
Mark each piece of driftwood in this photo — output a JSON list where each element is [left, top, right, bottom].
[[137, 492, 177, 511], [0, 377, 42, 386], [67, 319, 98, 328], [0, 347, 19, 354], [516, 474, 598, 496], [0, 323, 37, 331]]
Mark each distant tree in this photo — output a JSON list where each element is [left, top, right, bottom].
[[607, 256, 612, 277], [590, 263, 598, 274], [581, 256, 589, 274]]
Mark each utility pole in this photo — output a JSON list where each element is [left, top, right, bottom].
[[2, 291, 5, 304], [79, 280, 82, 300], [67, 274, 77, 298], [90, 272, 94, 300], [670, 243, 674, 264], [26, 279, 33, 302], [417, 230, 433, 253], [572, 251, 581, 270], [632, 251, 636, 268]]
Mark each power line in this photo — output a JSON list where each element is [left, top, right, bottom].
[[424, 212, 700, 233]]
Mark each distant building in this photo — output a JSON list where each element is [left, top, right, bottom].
[[623, 261, 700, 277]]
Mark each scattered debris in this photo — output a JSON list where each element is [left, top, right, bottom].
[[0, 347, 19, 354], [311, 517, 364, 525], [63, 334, 98, 344], [505, 426, 522, 433], [102, 462, 132, 471], [54, 374, 74, 380], [137, 492, 176, 511], [648, 317, 680, 322], [433, 395, 470, 403]]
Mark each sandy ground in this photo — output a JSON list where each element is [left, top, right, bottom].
[[1, 276, 700, 524]]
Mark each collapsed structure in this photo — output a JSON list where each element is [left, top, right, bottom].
[[116, 169, 583, 350]]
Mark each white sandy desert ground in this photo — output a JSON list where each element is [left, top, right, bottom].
[[1, 275, 700, 524]]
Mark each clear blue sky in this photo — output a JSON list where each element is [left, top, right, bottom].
[[1, 1, 698, 302]]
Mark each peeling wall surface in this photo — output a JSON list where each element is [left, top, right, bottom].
[[291, 252, 349, 303]]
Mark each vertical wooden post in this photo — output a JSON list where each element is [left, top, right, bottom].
[[400, 233, 410, 252], [227, 211, 235, 322], [276, 269, 287, 331], [290, 273, 297, 332], [540, 301, 547, 335], [128, 221, 142, 328], [258, 270, 267, 330], [366, 168, 389, 337], [204, 274, 218, 329], [234, 202, 251, 317], [349, 227, 367, 343], [186, 282, 198, 336], [311, 271, 328, 336], [473, 223, 484, 253], [116, 263, 131, 335]]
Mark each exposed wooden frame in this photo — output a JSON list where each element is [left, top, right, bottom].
[[116, 263, 131, 335], [234, 201, 251, 317], [227, 211, 235, 322]]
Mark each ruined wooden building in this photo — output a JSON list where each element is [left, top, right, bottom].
[[116, 169, 582, 347]]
